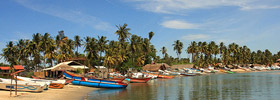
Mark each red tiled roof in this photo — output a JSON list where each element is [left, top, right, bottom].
[[0, 67, 10, 70], [13, 65, 24, 70], [0, 65, 24, 70]]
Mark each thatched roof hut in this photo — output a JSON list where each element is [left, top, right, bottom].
[[171, 64, 194, 70], [142, 63, 170, 72], [43, 61, 88, 71]]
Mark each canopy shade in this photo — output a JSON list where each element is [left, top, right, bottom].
[[43, 61, 88, 71]]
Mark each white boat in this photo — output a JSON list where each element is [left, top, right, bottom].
[[0, 78, 45, 92], [16, 76, 66, 89]]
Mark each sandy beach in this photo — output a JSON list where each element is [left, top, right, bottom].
[[0, 84, 99, 100]]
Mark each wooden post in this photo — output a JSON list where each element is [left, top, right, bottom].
[[9, 66, 13, 97], [15, 75, 17, 96], [10, 71, 12, 97]]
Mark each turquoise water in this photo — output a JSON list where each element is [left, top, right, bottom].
[[86, 71, 280, 100]]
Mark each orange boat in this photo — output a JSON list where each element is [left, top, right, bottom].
[[144, 72, 174, 79], [109, 78, 125, 82], [15, 76, 66, 89], [64, 71, 125, 82], [157, 75, 174, 79], [128, 77, 151, 83], [49, 83, 65, 89]]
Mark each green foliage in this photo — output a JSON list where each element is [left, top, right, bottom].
[[26, 72, 34, 78], [76, 68, 83, 74]]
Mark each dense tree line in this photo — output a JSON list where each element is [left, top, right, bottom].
[[1, 24, 157, 72], [159, 40, 280, 67], [2, 24, 280, 71]]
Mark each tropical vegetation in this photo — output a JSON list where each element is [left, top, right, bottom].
[[1, 24, 157, 72]]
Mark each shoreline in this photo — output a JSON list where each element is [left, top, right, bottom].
[[0, 70, 279, 100], [0, 84, 99, 100]]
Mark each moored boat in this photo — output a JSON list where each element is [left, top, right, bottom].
[[127, 77, 151, 83], [63, 72, 128, 88], [180, 73, 196, 76], [157, 75, 175, 79], [0, 78, 45, 92], [226, 71, 235, 74], [15, 76, 66, 89]]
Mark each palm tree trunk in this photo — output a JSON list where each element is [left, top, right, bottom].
[[191, 53, 194, 63]]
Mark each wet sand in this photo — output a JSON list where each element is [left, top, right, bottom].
[[0, 84, 99, 100]]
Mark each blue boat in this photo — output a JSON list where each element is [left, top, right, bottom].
[[63, 72, 128, 88]]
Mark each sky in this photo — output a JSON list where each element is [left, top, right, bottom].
[[1, 0, 280, 63]]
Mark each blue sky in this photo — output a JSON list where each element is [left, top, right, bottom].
[[1, 0, 280, 63]]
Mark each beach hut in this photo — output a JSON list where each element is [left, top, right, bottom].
[[0, 65, 24, 77], [43, 61, 88, 78], [142, 63, 171, 72]]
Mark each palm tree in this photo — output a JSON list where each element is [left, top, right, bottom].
[[219, 42, 225, 64], [173, 40, 183, 61], [148, 31, 154, 41], [1, 41, 18, 65], [187, 41, 197, 63], [160, 46, 167, 58], [84, 37, 99, 68], [74, 35, 82, 56], [115, 23, 131, 47], [30, 33, 42, 71], [97, 36, 109, 66]]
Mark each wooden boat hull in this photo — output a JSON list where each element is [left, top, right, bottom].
[[109, 78, 125, 82], [157, 75, 174, 79], [0, 83, 45, 92], [226, 71, 235, 74], [180, 73, 196, 76], [49, 83, 65, 89], [16, 76, 65, 89], [64, 72, 128, 88], [72, 80, 128, 88], [127, 78, 151, 83]]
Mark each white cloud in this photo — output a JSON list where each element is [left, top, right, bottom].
[[161, 20, 198, 29], [241, 5, 280, 10], [14, 0, 113, 31], [126, 0, 280, 14], [182, 34, 210, 40]]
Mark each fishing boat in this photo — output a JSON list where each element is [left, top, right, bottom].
[[157, 75, 174, 79], [0, 78, 45, 92], [143, 72, 174, 79], [64, 71, 124, 82], [180, 73, 196, 76], [63, 72, 128, 88], [127, 77, 151, 83], [108, 78, 125, 82], [15, 76, 66, 89], [225, 71, 235, 74]]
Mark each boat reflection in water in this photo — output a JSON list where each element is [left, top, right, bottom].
[[87, 88, 128, 100], [86, 71, 280, 100]]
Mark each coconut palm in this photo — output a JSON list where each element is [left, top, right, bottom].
[[173, 40, 183, 61], [148, 31, 154, 41], [74, 35, 82, 56], [1, 41, 18, 65], [115, 23, 131, 47], [160, 46, 167, 58], [187, 41, 197, 63], [97, 36, 109, 66]]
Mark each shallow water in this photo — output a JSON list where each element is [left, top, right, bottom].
[[86, 71, 280, 100]]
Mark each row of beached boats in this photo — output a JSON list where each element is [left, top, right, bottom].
[[1, 65, 279, 92]]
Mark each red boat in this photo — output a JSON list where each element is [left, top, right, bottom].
[[64, 71, 124, 82], [109, 78, 125, 82], [128, 77, 151, 83], [157, 75, 174, 79]]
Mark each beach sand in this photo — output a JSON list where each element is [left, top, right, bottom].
[[0, 84, 98, 100]]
